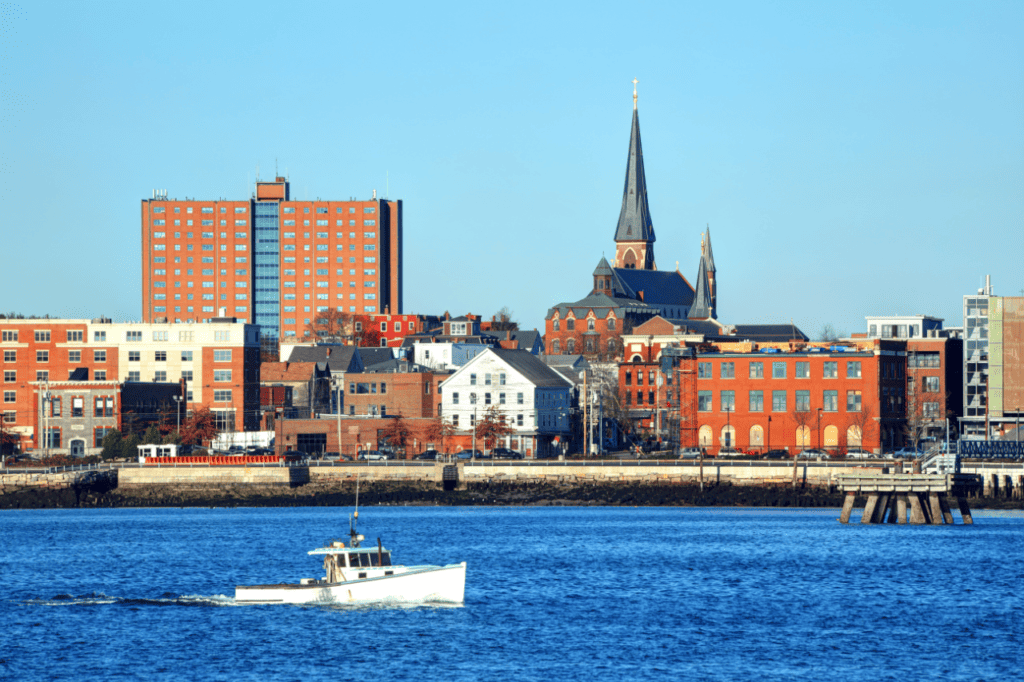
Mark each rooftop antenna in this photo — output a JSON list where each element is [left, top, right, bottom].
[[275, 158, 278, 177]]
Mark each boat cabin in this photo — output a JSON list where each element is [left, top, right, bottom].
[[310, 541, 396, 584]]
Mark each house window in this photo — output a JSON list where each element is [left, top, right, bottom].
[[749, 390, 763, 412], [553, 320, 560, 331], [772, 391, 787, 412], [470, 373, 477, 386], [587, 319, 595, 331], [567, 339, 575, 354], [452, 414, 459, 427], [552, 340, 560, 354], [847, 361, 862, 378], [823, 361, 838, 378], [517, 392, 524, 405], [607, 318, 616, 331]]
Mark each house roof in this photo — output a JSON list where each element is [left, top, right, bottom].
[[285, 345, 362, 373], [510, 329, 542, 352], [490, 349, 572, 388], [356, 347, 395, 368], [729, 324, 809, 342], [261, 361, 326, 383]]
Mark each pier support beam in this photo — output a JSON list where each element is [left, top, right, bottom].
[[839, 492, 856, 524], [928, 493, 944, 525], [885, 494, 899, 524], [896, 494, 908, 525], [861, 493, 880, 525], [873, 493, 891, 523], [956, 496, 974, 525], [938, 495, 954, 524], [908, 493, 927, 524]]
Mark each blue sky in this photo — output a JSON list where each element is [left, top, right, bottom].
[[1, 0, 1021, 338]]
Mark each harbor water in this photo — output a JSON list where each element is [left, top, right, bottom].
[[2, 506, 1022, 681]]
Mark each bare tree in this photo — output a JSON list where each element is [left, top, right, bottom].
[[304, 308, 353, 343], [903, 376, 929, 452], [818, 323, 843, 342], [790, 404, 815, 451], [490, 306, 518, 333], [848, 404, 875, 451]]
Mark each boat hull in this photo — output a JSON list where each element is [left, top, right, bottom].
[[235, 562, 466, 605]]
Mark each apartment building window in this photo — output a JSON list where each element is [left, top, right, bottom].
[[923, 402, 940, 418], [36, 371, 48, 382], [698, 362, 712, 379], [923, 376, 940, 392], [214, 331, 230, 342], [3, 371, 15, 382], [214, 350, 231, 362], [485, 393, 492, 405], [68, 350, 81, 363], [721, 390, 735, 412], [721, 362, 734, 379], [35, 331, 51, 343], [126, 331, 142, 342], [36, 350, 49, 363], [94, 370, 106, 380], [772, 362, 786, 379], [847, 361, 862, 378], [181, 351, 193, 362], [1, 331, 17, 342], [128, 351, 140, 362], [795, 390, 810, 411], [154, 371, 167, 382], [772, 391, 787, 412], [822, 390, 838, 412], [749, 390, 763, 412], [67, 330, 83, 342], [3, 390, 14, 403], [180, 370, 193, 382], [3, 350, 14, 362], [823, 361, 838, 378], [698, 391, 712, 411], [847, 390, 862, 412], [214, 390, 232, 402], [451, 414, 459, 427], [154, 351, 167, 362], [214, 370, 232, 382], [796, 362, 810, 378]]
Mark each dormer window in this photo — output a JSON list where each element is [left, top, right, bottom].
[[587, 319, 595, 331], [566, 319, 575, 331], [553, 319, 560, 331]]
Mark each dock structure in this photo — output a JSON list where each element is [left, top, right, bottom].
[[836, 473, 981, 525]]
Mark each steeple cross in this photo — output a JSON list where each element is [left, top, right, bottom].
[[632, 78, 638, 109]]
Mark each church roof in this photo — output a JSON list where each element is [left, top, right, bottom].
[[592, 257, 614, 277], [546, 292, 662, 320], [614, 108, 655, 246], [703, 226, 716, 273], [613, 268, 694, 306]]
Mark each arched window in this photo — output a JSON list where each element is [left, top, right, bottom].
[[795, 425, 811, 447], [566, 339, 575, 354], [631, 355, 643, 363], [553, 319, 560, 331], [607, 339, 616, 354], [552, 339, 560, 354], [749, 425, 764, 448], [587, 318, 595, 331], [720, 425, 736, 448], [566, 318, 575, 331], [698, 425, 713, 447], [607, 318, 616, 331], [847, 425, 862, 447], [824, 425, 838, 447]]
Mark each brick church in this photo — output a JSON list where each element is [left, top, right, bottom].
[[545, 85, 724, 359]]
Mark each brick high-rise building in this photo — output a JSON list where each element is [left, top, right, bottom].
[[141, 177, 402, 345]]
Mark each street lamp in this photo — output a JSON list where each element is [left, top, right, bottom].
[[767, 415, 772, 455], [724, 404, 732, 451], [816, 407, 823, 452], [173, 395, 183, 436]]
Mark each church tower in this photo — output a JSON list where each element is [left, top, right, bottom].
[[614, 80, 656, 270]]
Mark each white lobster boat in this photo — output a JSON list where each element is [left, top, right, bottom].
[[234, 509, 466, 605]]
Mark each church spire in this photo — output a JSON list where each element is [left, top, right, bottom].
[[614, 80, 656, 270]]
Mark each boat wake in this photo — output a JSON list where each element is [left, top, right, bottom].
[[24, 592, 462, 610], [25, 592, 238, 608]]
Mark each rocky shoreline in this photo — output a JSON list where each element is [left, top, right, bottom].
[[2, 480, 1022, 511]]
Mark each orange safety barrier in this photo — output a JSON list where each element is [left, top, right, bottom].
[[143, 455, 283, 466]]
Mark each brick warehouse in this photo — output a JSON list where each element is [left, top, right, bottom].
[[140, 176, 402, 344], [1, 318, 260, 452], [618, 333, 909, 455]]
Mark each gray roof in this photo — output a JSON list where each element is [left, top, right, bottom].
[[546, 292, 662, 320], [729, 324, 809, 342], [356, 347, 397, 368], [362, 358, 433, 373], [491, 349, 571, 388], [541, 354, 590, 368], [592, 257, 615, 277], [688, 256, 713, 320], [703, 226, 716, 273], [614, 108, 656, 255], [510, 329, 542, 352], [286, 345, 362, 373], [663, 318, 726, 336], [613, 268, 694, 307]]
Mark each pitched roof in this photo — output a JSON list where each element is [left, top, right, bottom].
[[613, 268, 694, 306], [546, 292, 662, 320], [490, 349, 571, 388], [729, 324, 809, 342], [261, 361, 325, 382], [356, 347, 395, 368], [703, 226, 716, 273], [614, 108, 655, 249], [592, 257, 615, 277], [286, 345, 361, 373], [510, 329, 542, 352]]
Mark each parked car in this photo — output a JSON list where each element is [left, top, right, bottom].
[[455, 449, 483, 460], [762, 449, 790, 460], [492, 448, 523, 460], [678, 447, 702, 460], [845, 447, 872, 459], [357, 450, 387, 461], [281, 450, 306, 461], [797, 448, 829, 460], [414, 450, 441, 461], [323, 451, 353, 462], [890, 447, 923, 459], [716, 448, 744, 458]]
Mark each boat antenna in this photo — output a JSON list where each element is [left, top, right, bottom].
[[349, 476, 362, 547]]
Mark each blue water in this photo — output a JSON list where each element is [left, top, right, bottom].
[[2, 506, 1022, 681]]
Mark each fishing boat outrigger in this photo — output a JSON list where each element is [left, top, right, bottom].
[[234, 496, 466, 605]]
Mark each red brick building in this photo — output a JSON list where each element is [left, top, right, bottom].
[[141, 178, 402, 344], [364, 313, 442, 348], [342, 371, 443, 419]]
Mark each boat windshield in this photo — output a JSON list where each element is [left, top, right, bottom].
[[348, 551, 392, 567]]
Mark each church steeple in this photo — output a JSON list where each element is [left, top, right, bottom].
[[689, 230, 717, 320], [614, 79, 656, 270]]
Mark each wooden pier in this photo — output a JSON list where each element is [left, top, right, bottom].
[[836, 473, 981, 525]]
